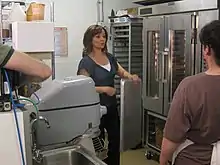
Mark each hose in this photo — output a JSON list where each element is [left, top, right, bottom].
[[4, 69, 26, 165], [17, 98, 39, 113]]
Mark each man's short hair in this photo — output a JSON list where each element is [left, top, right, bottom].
[[199, 20, 220, 66]]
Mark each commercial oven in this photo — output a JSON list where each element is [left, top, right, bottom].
[[143, 13, 194, 117], [138, 0, 219, 159]]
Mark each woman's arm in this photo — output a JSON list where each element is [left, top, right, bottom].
[[117, 62, 140, 82], [78, 69, 116, 96], [96, 86, 115, 96], [117, 62, 132, 79], [95, 87, 106, 94]]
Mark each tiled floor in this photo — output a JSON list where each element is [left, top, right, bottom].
[[120, 149, 159, 165]]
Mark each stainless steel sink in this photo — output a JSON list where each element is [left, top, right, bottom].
[[34, 145, 106, 165]]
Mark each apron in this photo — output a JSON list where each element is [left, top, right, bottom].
[[172, 139, 220, 165]]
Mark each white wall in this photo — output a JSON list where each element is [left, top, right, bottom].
[[28, 0, 137, 79], [52, 0, 98, 79]]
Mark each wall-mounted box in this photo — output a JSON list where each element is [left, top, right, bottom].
[[12, 21, 54, 52]]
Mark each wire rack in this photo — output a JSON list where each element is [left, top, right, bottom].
[[110, 19, 143, 110], [145, 111, 166, 160]]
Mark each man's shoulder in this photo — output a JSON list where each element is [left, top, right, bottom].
[[180, 73, 206, 89], [183, 73, 205, 82]]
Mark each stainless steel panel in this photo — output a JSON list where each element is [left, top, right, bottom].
[[143, 17, 164, 114], [120, 79, 142, 152], [138, 0, 218, 17], [195, 10, 219, 74], [163, 13, 193, 116]]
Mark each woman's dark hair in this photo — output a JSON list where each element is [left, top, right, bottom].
[[82, 25, 108, 57], [199, 20, 220, 66]]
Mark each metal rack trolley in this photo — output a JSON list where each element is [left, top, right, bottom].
[[109, 18, 146, 152], [110, 18, 143, 107]]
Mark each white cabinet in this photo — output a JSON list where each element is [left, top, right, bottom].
[[12, 21, 54, 52]]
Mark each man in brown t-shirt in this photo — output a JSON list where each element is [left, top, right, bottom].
[[160, 20, 220, 165], [0, 44, 51, 82]]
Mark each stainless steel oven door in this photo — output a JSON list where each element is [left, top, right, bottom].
[[163, 13, 193, 116], [143, 16, 165, 115]]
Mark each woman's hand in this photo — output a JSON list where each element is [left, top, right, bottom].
[[117, 63, 141, 83], [129, 74, 141, 83], [104, 87, 116, 96]]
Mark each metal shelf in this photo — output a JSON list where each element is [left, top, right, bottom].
[[111, 23, 131, 27], [0, 1, 56, 79], [147, 111, 167, 121], [115, 29, 129, 32], [132, 0, 182, 6], [111, 19, 143, 117], [1, 0, 25, 8], [114, 35, 129, 38]]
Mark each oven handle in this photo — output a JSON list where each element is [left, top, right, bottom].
[[162, 50, 169, 83], [156, 52, 160, 82]]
